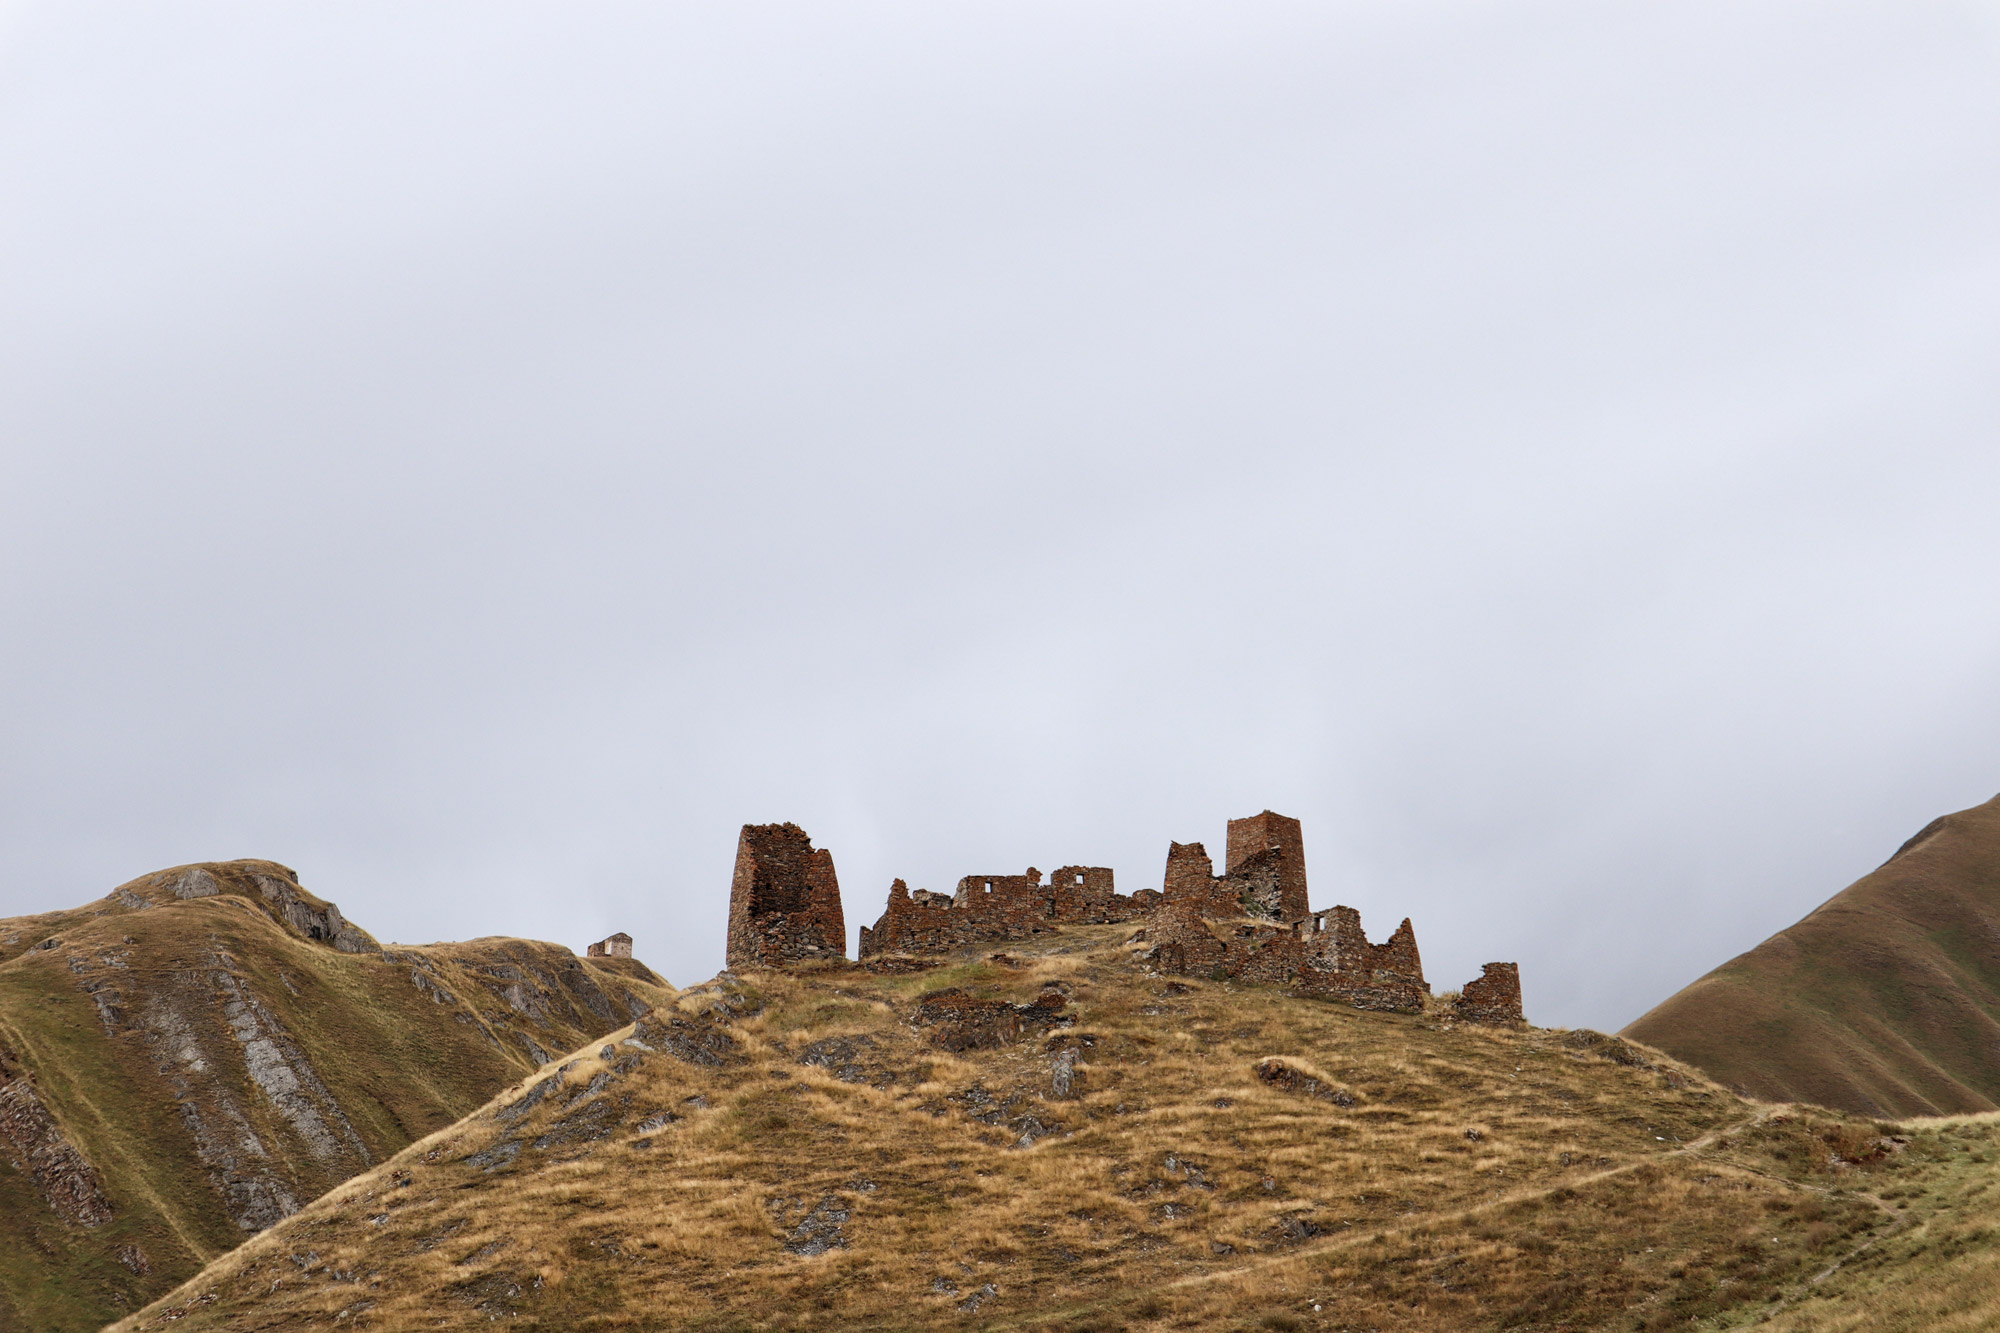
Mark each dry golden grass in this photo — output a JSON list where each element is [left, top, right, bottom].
[[110, 926, 1959, 1332]]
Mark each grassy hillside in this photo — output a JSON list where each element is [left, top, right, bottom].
[[1624, 793, 2000, 1117], [1755, 1110, 2000, 1333], [113, 924, 1943, 1332], [0, 859, 674, 1332]]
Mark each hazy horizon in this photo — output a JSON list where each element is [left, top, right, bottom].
[[5, 1, 1999, 1028]]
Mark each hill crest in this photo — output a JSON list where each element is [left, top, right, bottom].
[[1625, 791, 2000, 1117]]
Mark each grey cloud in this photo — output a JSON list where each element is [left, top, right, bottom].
[[2, 1, 1998, 1026]]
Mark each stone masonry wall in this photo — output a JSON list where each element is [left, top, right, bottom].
[[727, 811, 1521, 1020], [1163, 840, 1296, 923], [1143, 810, 1436, 1012], [1143, 894, 1432, 1013], [726, 824, 847, 971], [1226, 811, 1310, 924], [858, 864, 1148, 959], [1454, 962, 1525, 1025]]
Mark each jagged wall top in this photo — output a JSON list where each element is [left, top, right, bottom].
[[726, 823, 846, 970]]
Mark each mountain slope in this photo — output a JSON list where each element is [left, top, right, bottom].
[[0, 859, 673, 1332], [112, 925, 1931, 1332], [1625, 793, 2000, 1118]]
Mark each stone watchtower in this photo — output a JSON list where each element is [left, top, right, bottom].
[[726, 822, 847, 970], [1225, 810, 1310, 924]]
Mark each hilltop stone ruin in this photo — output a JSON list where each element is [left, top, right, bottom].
[[857, 865, 1154, 958], [723, 812, 1524, 1023], [586, 933, 633, 959]]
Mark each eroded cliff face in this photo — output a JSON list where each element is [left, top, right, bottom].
[[0, 860, 675, 1332]]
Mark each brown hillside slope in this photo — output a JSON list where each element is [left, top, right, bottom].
[[114, 925, 1938, 1333], [1625, 792, 2000, 1118], [0, 859, 673, 1332]]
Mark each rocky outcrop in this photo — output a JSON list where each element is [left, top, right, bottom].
[[0, 1044, 113, 1227], [909, 986, 1071, 1052], [247, 870, 378, 954]]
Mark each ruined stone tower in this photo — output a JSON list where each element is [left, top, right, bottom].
[[726, 823, 847, 970], [1225, 810, 1309, 924]]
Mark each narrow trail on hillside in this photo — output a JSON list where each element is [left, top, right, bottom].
[[988, 1103, 1796, 1330]]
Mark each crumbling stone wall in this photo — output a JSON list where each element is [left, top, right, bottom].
[[1162, 840, 1295, 923], [1226, 811, 1310, 923], [1454, 962, 1525, 1024], [857, 864, 1147, 958], [729, 811, 1518, 1020], [586, 933, 633, 960], [1143, 811, 1433, 1012], [1142, 897, 1431, 1013], [1303, 907, 1423, 988], [726, 824, 847, 971]]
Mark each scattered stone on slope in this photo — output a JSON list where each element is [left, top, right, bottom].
[[910, 987, 1072, 1052], [1051, 1048, 1082, 1100], [1254, 1057, 1356, 1106], [798, 1035, 870, 1081], [861, 955, 939, 975], [448, 1269, 531, 1318], [494, 1075, 557, 1126], [630, 1013, 740, 1067], [462, 1141, 522, 1173], [772, 1195, 852, 1256], [533, 1097, 621, 1153], [1562, 1029, 1655, 1068], [1273, 1211, 1326, 1244]]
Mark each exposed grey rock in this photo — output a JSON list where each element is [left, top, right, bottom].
[[146, 996, 299, 1231], [1051, 1048, 1080, 1100], [251, 873, 378, 954], [798, 1034, 875, 1083], [0, 1047, 113, 1227], [780, 1196, 851, 1256], [211, 961, 370, 1167], [462, 1140, 522, 1172], [631, 1013, 739, 1067], [494, 1075, 557, 1126], [161, 868, 220, 899]]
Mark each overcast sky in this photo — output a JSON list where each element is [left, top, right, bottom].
[[3, 1, 1998, 1030]]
